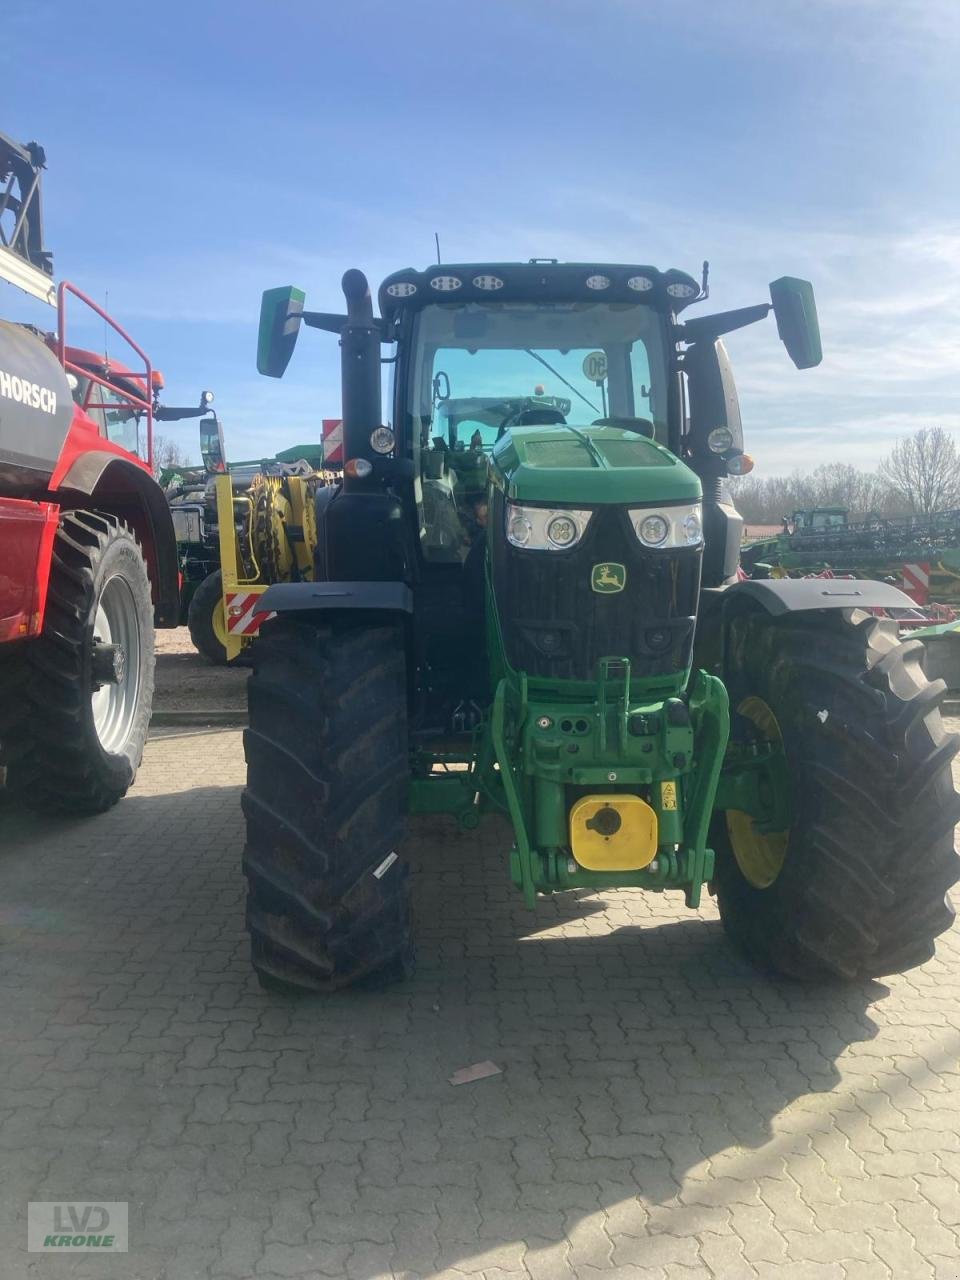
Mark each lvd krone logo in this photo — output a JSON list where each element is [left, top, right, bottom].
[[29, 1201, 127, 1251]]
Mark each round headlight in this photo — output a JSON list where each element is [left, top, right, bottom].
[[638, 514, 669, 547], [682, 510, 703, 545], [370, 426, 395, 454], [508, 514, 532, 547], [546, 513, 578, 547], [707, 427, 734, 453]]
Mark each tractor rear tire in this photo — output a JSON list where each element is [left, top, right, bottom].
[[0, 511, 154, 814], [187, 570, 229, 665], [241, 615, 412, 993], [715, 607, 960, 980]]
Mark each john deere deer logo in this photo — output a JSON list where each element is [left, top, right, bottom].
[[591, 562, 626, 594]]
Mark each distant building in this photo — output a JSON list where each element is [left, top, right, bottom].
[[742, 523, 783, 542]]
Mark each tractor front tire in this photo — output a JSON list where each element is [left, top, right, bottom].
[[242, 615, 412, 993], [0, 511, 154, 814], [187, 569, 229, 665], [715, 608, 960, 981]]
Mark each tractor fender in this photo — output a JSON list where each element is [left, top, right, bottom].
[[57, 451, 180, 627], [258, 580, 413, 615], [723, 577, 916, 615]]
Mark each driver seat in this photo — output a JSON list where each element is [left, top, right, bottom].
[[497, 406, 567, 442], [515, 408, 566, 426]]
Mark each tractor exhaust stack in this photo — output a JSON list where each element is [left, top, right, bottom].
[[339, 269, 382, 488]]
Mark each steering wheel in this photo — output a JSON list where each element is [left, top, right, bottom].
[[496, 405, 567, 442]]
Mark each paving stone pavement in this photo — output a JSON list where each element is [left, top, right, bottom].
[[1, 722, 959, 1280]]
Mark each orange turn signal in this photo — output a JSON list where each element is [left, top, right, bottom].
[[728, 452, 755, 476], [344, 457, 373, 479]]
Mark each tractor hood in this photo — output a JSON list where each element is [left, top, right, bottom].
[[489, 425, 702, 505]]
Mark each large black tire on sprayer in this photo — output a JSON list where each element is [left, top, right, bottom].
[[241, 615, 412, 993], [714, 607, 960, 980], [187, 569, 229, 665], [0, 511, 154, 814]]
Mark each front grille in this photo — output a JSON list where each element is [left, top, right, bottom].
[[490, 494, 701, 681]]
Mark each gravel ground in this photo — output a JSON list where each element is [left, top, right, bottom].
[[154, 627, 247, 716]]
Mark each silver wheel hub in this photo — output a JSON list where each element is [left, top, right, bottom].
[[91, 575, 142, 754]]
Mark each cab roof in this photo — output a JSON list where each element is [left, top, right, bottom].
[[378, 261, 702, 320], [56, 343, 159, 397]]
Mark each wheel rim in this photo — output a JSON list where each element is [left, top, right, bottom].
[[90, 574, 142, 754], [211, 594, 228, 649], [726, 694, 790, 889]]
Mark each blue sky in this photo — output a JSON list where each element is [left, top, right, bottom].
[[3, 0, 958, 471]]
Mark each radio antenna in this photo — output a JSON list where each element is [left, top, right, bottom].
[[434, 232, 441, 265]]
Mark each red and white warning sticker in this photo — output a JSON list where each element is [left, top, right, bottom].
[[224, 592, 275, 635], [322, 418, 344, 465]]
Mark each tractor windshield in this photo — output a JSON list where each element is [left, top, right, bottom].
[[407, 301, 669, 562], [408, 302, 669, 452], [72, 371, 145, 458]]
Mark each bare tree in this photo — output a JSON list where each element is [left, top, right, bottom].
[[729, 463, 907, 524], [878, 427, 960, 516], [152, 434, 189, 480]]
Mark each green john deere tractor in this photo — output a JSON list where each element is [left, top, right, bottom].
[[245, 259, 960, 992]]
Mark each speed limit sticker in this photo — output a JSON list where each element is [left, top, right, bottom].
[[582, 351, 607, 383]]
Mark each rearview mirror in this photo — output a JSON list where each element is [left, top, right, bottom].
[[769, 277, 822, 370], [257, 286, 305, 378], [200, 415, 226, 473]]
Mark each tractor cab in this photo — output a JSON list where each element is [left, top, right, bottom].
[[64, 345, 160, 460], [786, 506, 849, 535], [63, 343, 219, 471], [401, 280, 670, 565]]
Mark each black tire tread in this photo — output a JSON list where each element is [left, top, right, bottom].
[[715, 608, 960, 981], [187, 569, 228, 665], [241, 615, 412, 993], [0, 510, 154, 814]]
